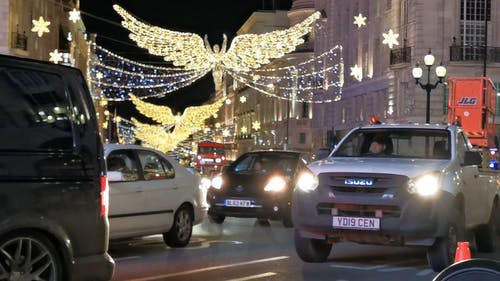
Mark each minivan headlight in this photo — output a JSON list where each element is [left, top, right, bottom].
[[408, 173, 440, 196], [296, 170, 319, 192]]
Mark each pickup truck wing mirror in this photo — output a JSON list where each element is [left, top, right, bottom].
[[107, 171, 124, 182], [463, 151, 482, 166]]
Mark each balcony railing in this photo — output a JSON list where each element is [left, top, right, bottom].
[[450, 45, 500, 63], [390, 46, 412, 65], [11, 31, 27, 50]]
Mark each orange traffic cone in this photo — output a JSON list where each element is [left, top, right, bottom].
[[454, 241, 471, 263]]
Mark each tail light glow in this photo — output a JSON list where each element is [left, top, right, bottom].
[[100, 175, 109, 217]]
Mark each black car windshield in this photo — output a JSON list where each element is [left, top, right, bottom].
[[332, 128, 451, 159], [232, 153, 298, 173]]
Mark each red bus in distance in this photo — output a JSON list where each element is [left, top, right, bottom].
[[196, 141, 226, 174]]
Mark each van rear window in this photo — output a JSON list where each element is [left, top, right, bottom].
[[0, 67, 74, 150]]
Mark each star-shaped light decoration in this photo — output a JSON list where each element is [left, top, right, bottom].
[[241, 126, 248, 134], [49, 49, 63, 64], [222, 129, 230, 137], [215, 122, 221, 129], [68, 8, 81, 23], [382, 29, 399, 49], [96, 72, 104, 80], [31, 16, 51, 37], [353, 13, 367, 28], [225, 98, 232, 105], [350, 64, 362, 81], [252, 121, 261, 131], [239, 96, 247, 103]]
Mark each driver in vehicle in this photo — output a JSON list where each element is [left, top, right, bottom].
[[368, 135, 392, 155]]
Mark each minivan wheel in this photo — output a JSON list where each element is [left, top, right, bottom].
[[294, 229, 332, 262], [0, 233, 63, 281], [163, 206, 193, 248]]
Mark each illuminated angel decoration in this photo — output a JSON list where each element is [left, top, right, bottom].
[[113, 5, 321, 91], [132, 118, 193, 152], [127, 95, 225, 152], [129, 94, 224, 130]]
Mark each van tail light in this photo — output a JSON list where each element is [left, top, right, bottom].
[[100, 175, 109, 217]]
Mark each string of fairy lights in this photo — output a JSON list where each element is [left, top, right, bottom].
[[90, 45, 211, 100]]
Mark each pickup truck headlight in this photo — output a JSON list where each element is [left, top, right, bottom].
[[211, 175, 223, 190], [264, 176, 286, 192], [408, 173, 440, 196], [296, 170, 319, 192]]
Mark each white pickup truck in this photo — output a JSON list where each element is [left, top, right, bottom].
[[292, 123, 500, 272]]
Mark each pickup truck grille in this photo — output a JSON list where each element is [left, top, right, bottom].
[[320, 173, 409, 195], [317, 203, 401, 218], [331, 186, 387, 193]]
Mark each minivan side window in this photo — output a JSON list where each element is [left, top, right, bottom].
[[0, 67, 72, 150]]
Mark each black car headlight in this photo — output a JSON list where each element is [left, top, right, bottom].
[[211, 175, 223, 190], [264, 176, 287, 192]]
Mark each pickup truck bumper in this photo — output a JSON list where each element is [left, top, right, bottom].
[[292, 176, 456, 247]]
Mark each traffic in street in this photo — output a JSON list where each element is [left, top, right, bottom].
[[109, 217, 500, 281]]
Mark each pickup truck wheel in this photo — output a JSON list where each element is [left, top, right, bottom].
[[427, 211, 465, 272], [163, 206, 193, 247], [294, 229, 332, 262], [475, 204, 498, 252]]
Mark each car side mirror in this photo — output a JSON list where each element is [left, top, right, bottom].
[[463, 151, 482, 166]]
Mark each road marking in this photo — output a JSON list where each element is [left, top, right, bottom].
[[224, 272, 277, 281], [122, 256, 289, 281], [330, 264, 388, 270]]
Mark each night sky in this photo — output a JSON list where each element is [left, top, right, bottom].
[[80, 0, 292, 119]]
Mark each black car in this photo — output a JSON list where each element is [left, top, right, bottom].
[[206, 150, 308, 227], [0, 55, 114, 280]]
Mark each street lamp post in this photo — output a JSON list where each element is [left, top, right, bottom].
[[411, 50, 447, 123]]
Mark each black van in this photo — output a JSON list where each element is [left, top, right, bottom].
[[0, 55, 114, 280]]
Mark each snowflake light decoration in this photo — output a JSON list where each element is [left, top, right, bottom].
[[241, 126, 248, 134], [49, 49, 63, 64], [353, 13, 367, 28], [31, 16, 51, 37], [350, 64, 362, 81], [382, 29, 399, 49], [252, 121, 261, 131], [239, 96, 247, 103], [68, 8, 81, 23]]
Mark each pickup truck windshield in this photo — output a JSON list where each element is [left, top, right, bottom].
[[333, 128, 451, 159]]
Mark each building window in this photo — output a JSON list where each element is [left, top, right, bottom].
[[301, 102, 309, 118], [299, 133, 306, 144], [459, 0, 490, 59]]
